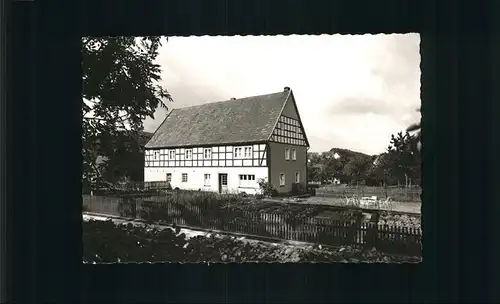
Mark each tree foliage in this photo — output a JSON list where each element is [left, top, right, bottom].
[[307, 130, 421, 187], [307, 166, 321, 183], [382, 131, 421, 187], [82, 37, 172, 191], [343, 156, 373, 185]]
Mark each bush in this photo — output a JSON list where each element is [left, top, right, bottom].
[[257, 178, 277, 197]]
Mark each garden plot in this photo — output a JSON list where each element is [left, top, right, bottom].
[[82, 215, 421, 263]]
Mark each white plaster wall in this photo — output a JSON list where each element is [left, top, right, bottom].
[[144, 166, 268, 195]]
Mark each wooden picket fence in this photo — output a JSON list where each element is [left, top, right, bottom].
[[83, 195, 422, 256]]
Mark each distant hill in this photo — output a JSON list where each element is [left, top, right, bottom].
[[307, 147, 378, 184], [308, 148, 374, 162], [327, 148, 373, 159]]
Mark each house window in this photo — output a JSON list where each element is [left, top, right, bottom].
[[285, 148, 290, 160], [204, 174, 211, 186], [235, 146, 252, 158], [239, 174, 256, 187], [166, 173, 172, 183], [169, 150, 175, 160], [185, 149, 193, 160], [291, 149, 297, 160], [234, 147, 242, 158], [154, 151, 159, 160], [204, 148, 212, 159], [244, 147, 252, 158], [279, 173, 286, 186], [295, 171, 300, 183], [182, 173, 188, 183]]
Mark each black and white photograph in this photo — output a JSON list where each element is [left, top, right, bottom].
[[82, 34, 422, 263]]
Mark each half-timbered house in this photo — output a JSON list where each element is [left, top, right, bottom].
[[144, 87, 310, 194]]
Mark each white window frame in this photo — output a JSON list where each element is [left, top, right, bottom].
[[204, 174, 211, 186], [239, 174, 256, 187], [204, 148, 212, 159], [291, 148, 297, 160], [279, 173, 286, 186], [234, 147, 242, 158], [185, 149, 193, 160], [295, 171, 300, 183], [154, 151, 159, 160], [169, 150, 175, 160], [181, 173, 188, 183], [244, 146, 252, 158], [285, 148, 290, 160], [235, 146, 252, 159]]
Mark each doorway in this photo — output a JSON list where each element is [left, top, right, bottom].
[[218, 173, 228, 193]]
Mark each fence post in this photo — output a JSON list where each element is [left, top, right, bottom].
[[276, 213, 280, 238], [403, 226, 408, 252], [135, 198, 140, 220]]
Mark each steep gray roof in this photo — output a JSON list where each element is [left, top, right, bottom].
[[145, 91, 290, 148]]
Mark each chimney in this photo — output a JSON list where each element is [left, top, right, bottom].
[[284, 86, 290, 92], [230, 97, 236, 100]]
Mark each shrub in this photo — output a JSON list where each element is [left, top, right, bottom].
[[257, 178, 277, 197]]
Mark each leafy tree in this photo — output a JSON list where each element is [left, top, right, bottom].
[[307, 166, 321, 182], [82, 37, 173, 191], [343, 155, 372, 185], [319, 155, 339, 182], [384, 131, 421, 187]]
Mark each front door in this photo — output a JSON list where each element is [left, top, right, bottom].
[[218, 173, 228, 193]]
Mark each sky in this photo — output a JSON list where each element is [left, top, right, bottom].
[[143, 34, 421, 156]]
